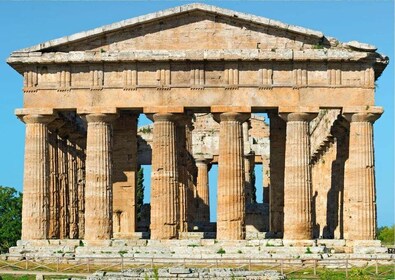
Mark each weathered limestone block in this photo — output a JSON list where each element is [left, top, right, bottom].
[[84, 113, 118, 241], [282, 112, 316, 240], [150, 113, 180, 239], [216, 112, 250, 240], [195, 157, 210, 224], [21, 114, 55, 240], [268, 113, 286, 234], [344, 112, 381, 240]]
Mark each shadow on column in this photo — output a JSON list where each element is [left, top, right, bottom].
[[324, 117, 349, 239]]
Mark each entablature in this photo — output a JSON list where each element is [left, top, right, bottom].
[[17, 58, 378, 94]]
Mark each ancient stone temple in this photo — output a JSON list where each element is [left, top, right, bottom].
[[7, 3, 388, 245]]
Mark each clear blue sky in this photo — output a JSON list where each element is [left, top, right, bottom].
[[0, 1, 393, 227]]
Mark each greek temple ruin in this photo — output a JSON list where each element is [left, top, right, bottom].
[[7, 3, 389, 246]]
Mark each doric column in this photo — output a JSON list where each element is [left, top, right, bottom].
[[112, 113, 138, 238], [21, 114, 55, 240], [344, 112, 381, 240], [195, 158, 211, 224], [244, 153, 255, 205], [48, 130, 60, 239], [176, 116, 189, 232], [216, 112, 250, 240], [84, 113, 118, 241], [58, 136, 69, 239], [282, 112, 316, 240], [185, 119, 198, 229], [67, 140, 79, 239], [268, 113, 286, 234], [150, 113, 180, 239], [76, 145, 86, 239]]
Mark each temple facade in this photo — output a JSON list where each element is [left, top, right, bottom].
[[7, 4, 388, 242]]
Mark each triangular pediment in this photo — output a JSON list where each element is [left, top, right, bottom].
[[15, 3, 326, 53]]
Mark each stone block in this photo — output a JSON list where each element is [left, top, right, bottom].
[[264, 239, 284, 247], [353, 246, 388, 254], [169, 267, 192, 274], [283, 240, 316, 247]]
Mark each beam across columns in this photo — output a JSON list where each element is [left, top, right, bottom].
[[84, 113, 118, 241], [20, 114, 56, 240], [215, 112, 250, 240], [343, 112, 381, 240], [281, 112, 316, 240]]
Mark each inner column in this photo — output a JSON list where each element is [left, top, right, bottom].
[[150, 113, 180, 239], [216, 112, 250, 240]]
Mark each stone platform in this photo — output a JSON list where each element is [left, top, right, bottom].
[[5, 237, 393, 267], [88, 268, 286, 280]]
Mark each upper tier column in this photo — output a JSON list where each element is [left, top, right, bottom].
[[216, 112, 250, 240], [150, 113, 180, 239], [21, 114, 56, 240], [195, 157, 211, 224], [344, 112, 381, 240], [84, 113, 118, 241], [282, 112, 316, 240]]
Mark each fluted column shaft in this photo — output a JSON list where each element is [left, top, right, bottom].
[[282, 113, 316, 240], [21, 114, 55, 240], [269, 113, 286, 233], [344, 113, 380, 240], [217, 112, 249, 240], [176, 119, 188, 232], [195, 158, 210, 223], [150, 113, 179, 239], [84, 113, 117, 241], [244, 153, 255, 205]]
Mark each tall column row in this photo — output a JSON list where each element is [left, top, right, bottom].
[[19, 109, 380, 242]]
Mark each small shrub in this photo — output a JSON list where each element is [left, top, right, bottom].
[[305, 247, 312, 254], [118, 250, 128, 256], [237, 250, 243, 254], [217, 248, 226, 254]]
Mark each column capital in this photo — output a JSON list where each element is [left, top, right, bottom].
[[84, 113, 119, 123], [195, 156, 212, 165], [343, 112, 382, 123], [279, 112, 317, 122], [147, 112, 182, 123], [213, 112, 250, 123], [21, 114, 56, 124]]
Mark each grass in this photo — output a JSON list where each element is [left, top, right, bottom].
[[0, 259, 393, 279]]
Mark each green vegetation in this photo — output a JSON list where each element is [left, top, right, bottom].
[[137, 168, 145, 221], [0, 275, 35, 280], [139, 127, 152, 134], [377, 225, 394, 245], [0, 186, 22, 253], [118, 250, 128, 256], [312, 44, 324, 49], [217, 248, 226, 254], [305, 247, 312, 254], [153, 267, 159, 280]]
